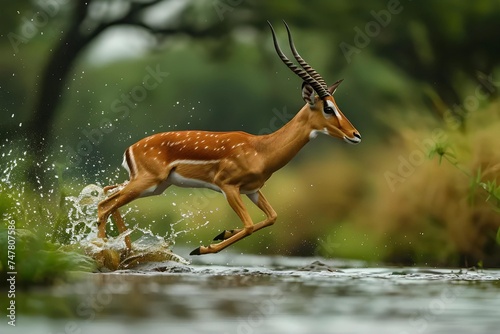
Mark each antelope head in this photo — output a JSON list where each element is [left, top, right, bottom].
[[268, 21, 361, 144]]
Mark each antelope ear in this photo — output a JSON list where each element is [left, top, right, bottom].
[[302, 82, 316, 107], [328, 79, 344, 95]]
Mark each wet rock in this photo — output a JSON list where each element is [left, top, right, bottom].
[[94, 248, 122, 271], [66, 235, 189, 272], [123, 261, 192, 273], [297, 260, 343, 273]]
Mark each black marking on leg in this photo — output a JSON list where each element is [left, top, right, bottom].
[[213, 230, 228, 241], [213, 229, 237, 240], [190, 247, 202, 256]]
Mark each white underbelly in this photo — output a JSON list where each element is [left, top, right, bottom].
[[138, 171, 260, 198], [167, 171, 222, 193]]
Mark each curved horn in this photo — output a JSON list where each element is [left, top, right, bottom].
[[267, 21, 330, 99], [283, 20, 328, 89]]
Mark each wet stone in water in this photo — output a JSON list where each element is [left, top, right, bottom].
[[297, 260, 343, 272]]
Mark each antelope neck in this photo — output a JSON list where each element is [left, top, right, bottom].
[[257, 106, 312, 173]]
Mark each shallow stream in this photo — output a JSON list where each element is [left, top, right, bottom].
[[4, 251, 500, 334], [1, 173, 499, 334]]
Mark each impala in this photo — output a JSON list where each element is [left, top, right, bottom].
[[97, 21, 361, 255]]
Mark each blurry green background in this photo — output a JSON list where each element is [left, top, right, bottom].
[[1, 0, 500, 268]]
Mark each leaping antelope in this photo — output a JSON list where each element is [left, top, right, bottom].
[[97, 21, 361, 255]]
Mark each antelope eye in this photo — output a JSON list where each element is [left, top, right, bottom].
[[324, 106, 334, 114]]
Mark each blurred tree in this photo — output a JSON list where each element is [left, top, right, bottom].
[[22, 0, 253, 186]]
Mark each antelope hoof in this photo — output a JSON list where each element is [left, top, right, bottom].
[[213, 229, 238, 241], [190, 247, 202, 256], [213, 230, 228, 241], [190, 245, 218, 255]]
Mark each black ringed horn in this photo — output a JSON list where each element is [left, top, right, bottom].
[[283, 20, 328, 89], [267, 21, 329, 99]]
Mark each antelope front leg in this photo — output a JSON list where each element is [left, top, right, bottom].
[[97, 179, 157, 250], [111, 210, 132, 249], [190, 187, 255, 255], [97, 208, 132, 249], [213, 190, 277, 241]]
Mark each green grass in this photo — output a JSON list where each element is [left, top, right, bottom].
[[430, 142, 500, 247], [0, 152, 96, 286], [0, 228, 95, 286]]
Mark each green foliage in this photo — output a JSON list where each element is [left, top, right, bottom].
[[0, 146, 96, 285], [430, 141, 500, 247], [428, 142, 455, 165], [0, 228, 95, 286], [429, 107, 500, 267]]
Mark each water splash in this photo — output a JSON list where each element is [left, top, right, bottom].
[[65, 184, 104, 244], [64, 184, 189, 270], [1, 140, 189, 271]]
